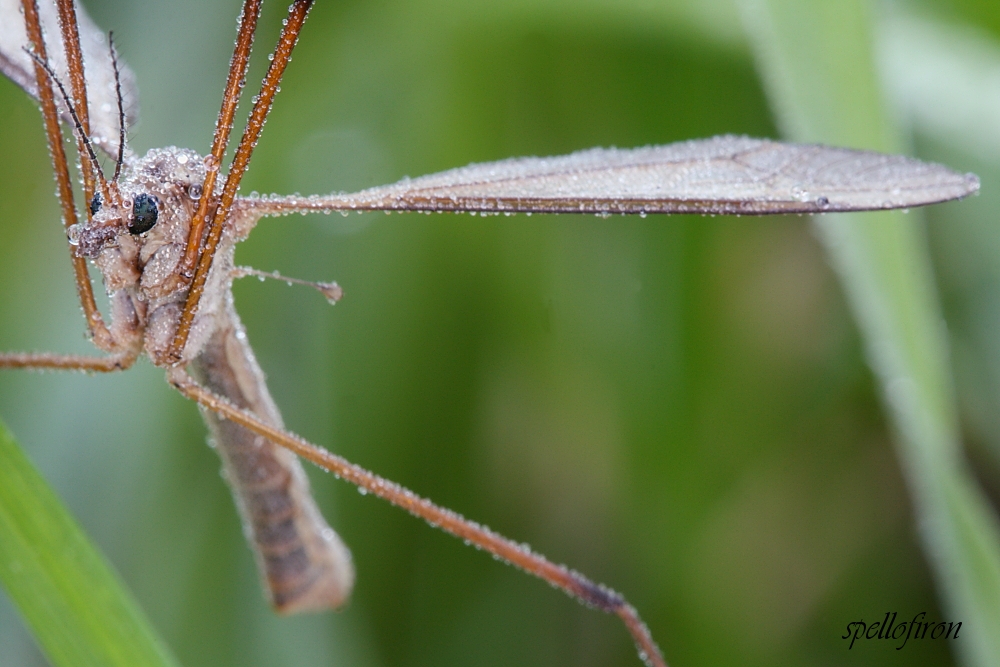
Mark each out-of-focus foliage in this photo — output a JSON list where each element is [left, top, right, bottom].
[[0, 423, 178, 667], [1, 0, 999, 666], [739, 0, 1000, 665]]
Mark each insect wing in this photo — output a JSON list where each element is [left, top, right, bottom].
[[0, 0, 138, 156], [256, 135, 979, 216]]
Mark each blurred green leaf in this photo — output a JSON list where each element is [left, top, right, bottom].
[[0, 420, 179, 667], [738, 0, 1000, 664]]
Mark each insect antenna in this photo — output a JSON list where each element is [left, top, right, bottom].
[[23, 48, 112, 201], [108, 32, 127, 184]]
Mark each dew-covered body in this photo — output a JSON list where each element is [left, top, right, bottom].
[[66, 144, 357, 611]]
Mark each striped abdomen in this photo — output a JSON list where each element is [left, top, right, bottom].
[[190, 305, 353, 612]]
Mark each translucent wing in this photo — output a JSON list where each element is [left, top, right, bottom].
[[241, 135, 979, 217], [0, 0, 138, 156]]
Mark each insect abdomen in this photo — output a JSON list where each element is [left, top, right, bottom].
[[190, 307, 354, 613]]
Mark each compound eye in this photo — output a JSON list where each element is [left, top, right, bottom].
[[129, 193, 159, 234], [89, 192, 102, 215]]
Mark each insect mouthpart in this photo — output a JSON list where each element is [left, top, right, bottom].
[[89, 191, 102, 215], [68, 221, 118, 258], [129, 193, 159, 234]]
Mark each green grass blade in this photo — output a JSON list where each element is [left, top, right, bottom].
[[0, 420, 179, 667], [737, 1, 1000, 665]]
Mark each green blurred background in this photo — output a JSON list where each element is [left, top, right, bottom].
[[1, 0, 999, 665]]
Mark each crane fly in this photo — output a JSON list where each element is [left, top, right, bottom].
[[0, 1, 980, 665]]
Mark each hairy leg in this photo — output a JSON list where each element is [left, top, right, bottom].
[[167, 367, 666, 667]]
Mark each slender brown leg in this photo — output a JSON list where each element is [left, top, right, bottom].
[[20, 0, 114, 352], [175, 0, 264, 287], [0, 350, 138, 373], [167, 0, 314, 364], [167, 368, 667, 667], [54, 0, 96, 205]]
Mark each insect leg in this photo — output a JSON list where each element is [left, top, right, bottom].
[[21, 0, 115, 352], [53, 0, 97, 204], [0, 350, 138, 373], [176, 0, 263, 288], [168, 0, 314, 364], [167, 367, 667, 667]]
